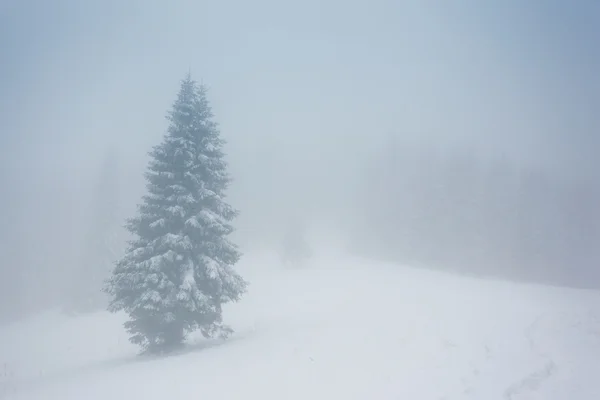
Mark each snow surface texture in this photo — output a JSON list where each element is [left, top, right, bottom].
[[2, 248, 600, 400]]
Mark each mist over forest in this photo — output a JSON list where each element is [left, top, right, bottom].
[[1, 0, 599, 325]]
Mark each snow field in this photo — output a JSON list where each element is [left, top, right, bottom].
[[2, 251, 600, 400]]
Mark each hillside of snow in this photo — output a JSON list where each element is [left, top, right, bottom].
[[2, 250, 600, 400]]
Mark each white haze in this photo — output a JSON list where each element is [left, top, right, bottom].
[[1, 0, 599, 320]]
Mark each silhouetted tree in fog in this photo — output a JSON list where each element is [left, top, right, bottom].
[[105, 75, 247, 354], [280, 220, 311, 267], [68, 147, 122, 314]]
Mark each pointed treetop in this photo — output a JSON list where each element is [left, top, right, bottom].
[[181, 70, 205, 89], [182, 71, 194, 86]]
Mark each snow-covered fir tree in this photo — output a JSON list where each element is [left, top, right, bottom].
[[104, 74, 247, 354]]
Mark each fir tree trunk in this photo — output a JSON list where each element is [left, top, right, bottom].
[[163, 323, 185, 352]]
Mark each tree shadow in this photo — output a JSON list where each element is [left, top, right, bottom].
[[132, 333, 248, 363]]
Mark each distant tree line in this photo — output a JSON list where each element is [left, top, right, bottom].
[[352, 139, 600, 289]]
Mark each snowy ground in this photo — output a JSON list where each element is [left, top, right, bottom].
[[2, 248, 600, 400]]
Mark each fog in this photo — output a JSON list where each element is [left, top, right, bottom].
[[1, 0, 599, 323]]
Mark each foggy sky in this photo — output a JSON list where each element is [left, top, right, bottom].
[[3, 1, 599, 171], [1, 0, 599, 315]]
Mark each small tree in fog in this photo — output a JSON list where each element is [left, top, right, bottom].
[[281, 221, 311, 267], [104, 74, 247, 354], [68, 147, 121, 314]]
